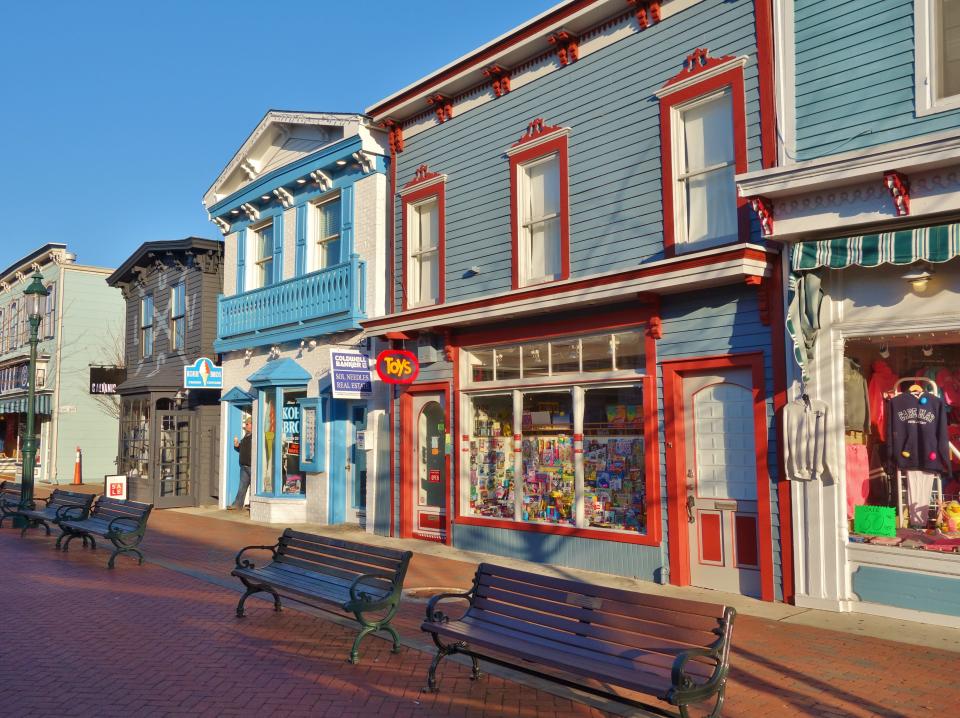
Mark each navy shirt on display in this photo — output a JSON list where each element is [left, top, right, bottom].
[[886, 392, 951, 474]]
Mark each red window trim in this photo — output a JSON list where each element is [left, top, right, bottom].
[[509, 132, 571, 290], [450, 308, 663, 548], [401, 180, 446, 311], [659, 62, 750, 258]]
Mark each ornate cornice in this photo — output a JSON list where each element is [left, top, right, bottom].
[[548, 29, 579, 67], [483, 64, 511, 98], [655, 50, 747, 99], [400, 164, 447, 195]]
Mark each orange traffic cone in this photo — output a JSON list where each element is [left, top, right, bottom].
[[73, 446, 82, 485]]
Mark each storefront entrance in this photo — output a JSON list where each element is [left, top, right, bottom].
[[664, 354, 774, 601], [682, 369, 762, 598], [401, 386, 448, 542], [156, 410, 193, 509]]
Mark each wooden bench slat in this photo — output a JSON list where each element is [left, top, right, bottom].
[[429, 619, 677, 696], [466, 605, 715, 679], [281, 535, 405, 572], [279, 545, 396, 579], [276, 554, 377, 584], [475, 572, 724, 634], [254, 562, 389, 600], [477, 583, 720, 648], [283, 529, 409, 562], [470, 594, 709, 658], [234, 566, 381, 606], [477, 563, 728, 620]]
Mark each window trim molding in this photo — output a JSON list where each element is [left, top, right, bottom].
[[915, 0, 960, 117], [401, 178, 446, 310], [140, 294, 154, 358], [659, 54, 750, 257], [509, 127, 571, 290], [250, 218, 276, 290], [169, 281, 186, 352]]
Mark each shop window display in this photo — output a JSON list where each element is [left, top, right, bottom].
[[468, 394, 515, 518], [261, 390, 276, 494], [843, 338, 960, 554], [281, 390, 307, 495], [521, 391, 574, 524], [583, 387, 646, 531], [120, 398, 150, 477]]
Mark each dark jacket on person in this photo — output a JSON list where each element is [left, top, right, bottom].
[[235, 433, 252, 467]]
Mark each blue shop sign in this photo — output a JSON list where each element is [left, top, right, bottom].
[[330, 349, 372, 400], [183, 357, 223, 389]]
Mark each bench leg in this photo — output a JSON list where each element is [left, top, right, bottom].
[[470, 655, 482, 681], [19, 520, 36, 538], [235, 581, 281, 617], [61, 532, 81, 551], [107, 547, 144, 569], [678, 682, 725, 718]]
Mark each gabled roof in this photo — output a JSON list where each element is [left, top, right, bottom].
[[106, 237, 222, 286], [203, 110, 369, 208], [247, 357, 312, 387]]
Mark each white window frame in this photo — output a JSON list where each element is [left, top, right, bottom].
[[140, 295, 154, 358], [517, 153, 562, 287], [406, 196, 440, 308], [915, 0, 960, 116], [170, 282, 185, 351], [670, 87, 737, 252], [251, 221, 274, 289], [310, 194, 342, 272]]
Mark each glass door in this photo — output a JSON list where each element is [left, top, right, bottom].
[[412, 394, 446, 541], [346, 404, 367, 527], [156, 411, 193, 508]]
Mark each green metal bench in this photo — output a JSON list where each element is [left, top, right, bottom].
[[57, 496, 153, 568], [232, 528, 413, 664], [422, 563, 736, 718], [17, 488, 95, 537], [0, 481, 23, 528]]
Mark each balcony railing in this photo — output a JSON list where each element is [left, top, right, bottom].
[[215, 255, 366, 351]]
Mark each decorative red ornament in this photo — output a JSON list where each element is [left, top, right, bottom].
[[548, 29, 579, 66], [750, 196, 774, 236], [883, 170, 910, 216], [382, 119, 404, 153], [626, 0, 661, 29], [403, 164, 443, 190], [745, 275, 771, 325], [646, 316, 663, 340], [427, 93, 454, 123], [513, 117, 564, 147], [662, 48, 738, 89], [483, 64, 511, 97], [376, 349, 420, 385]]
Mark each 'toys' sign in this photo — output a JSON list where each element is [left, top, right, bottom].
[[376, 349, 420, 384]]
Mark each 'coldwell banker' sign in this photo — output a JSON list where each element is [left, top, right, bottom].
[[329, 349, 372, 400]]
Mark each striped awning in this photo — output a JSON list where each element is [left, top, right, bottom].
[[792, 222, 960, 271], [0, 394, 52, 415]]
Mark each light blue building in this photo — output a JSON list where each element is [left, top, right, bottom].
[[205, 112, 391, 529], [737, 0, 960, 624], [364, 0, 789, 602], [0, 244, 124, 483]]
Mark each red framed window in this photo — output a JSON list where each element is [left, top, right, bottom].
[[401, 168, 446, 310], [507, 120, 571, 289], [657, 51, 750, 256]]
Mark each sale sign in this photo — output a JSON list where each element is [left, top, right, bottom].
[[376, 349, 420, 384], [104, 475, 128, 501]]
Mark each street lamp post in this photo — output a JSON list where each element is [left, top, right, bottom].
[[18, 272, 50, 515]]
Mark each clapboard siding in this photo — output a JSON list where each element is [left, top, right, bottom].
[[795, 0, 960, 159], [394, 0, 765, 307], [657, 285, 782, 598]]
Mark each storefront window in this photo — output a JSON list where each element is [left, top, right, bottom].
[[581, 334, 613, 372], [523, 343, 549, 377], [521, 391, 574, 525], [468, 394, 515, 518], [281, 389, 307, 495], [120, 398, 150, 477], [496, 346, 520, 381], [583, 387, 646, 531], [261, 390, 276, 494], [613, 331, 645, 371], [551, 338, 580, 374]]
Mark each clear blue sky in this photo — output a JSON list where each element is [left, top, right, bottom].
[[0, 0, 556, 272]]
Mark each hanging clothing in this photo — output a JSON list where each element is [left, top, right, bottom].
[[786, 272, 823, 382], [936, 368, 960, 408], [845, 444, 870, 520], [783, 397, 831, 481], [867, 359, 898, 440], [886, 391, 951, 473], [843, 357, 870, 434], [905, 469, 937, 527]]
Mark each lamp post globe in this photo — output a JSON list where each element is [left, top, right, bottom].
[[17, 271, 50, 520]]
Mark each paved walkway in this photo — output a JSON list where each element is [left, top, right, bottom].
[[2, 488, 958, 717]]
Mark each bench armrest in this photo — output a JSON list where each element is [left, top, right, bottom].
[[425, 590, 474, 624], [55, 504, 85, 522], [234, 544, 278, 569], [347, 573, 398, 608], [667, 607, 736, 706], [107, 516, 144, 535]]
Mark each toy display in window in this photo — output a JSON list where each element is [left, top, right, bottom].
[[469, 399, 515, 518], [584, 436, 645, 531], [521, 434, 574, 523]]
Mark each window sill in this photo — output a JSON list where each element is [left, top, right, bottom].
[[915, 96, 960, 118], [455, 514, 658, 545]]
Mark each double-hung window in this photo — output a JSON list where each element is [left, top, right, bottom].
[[141, 295, 154, 358], [407, 197, 440, 307], [170, 282, 185, 351], [313, 196, 342, 271], [657, 53, 748, 255], [43, 283, 56, 339], [916, 0, 960, 115], [508, 123, 570, 289], [675, 89, 737, 251], [254, 223, 274, 288]]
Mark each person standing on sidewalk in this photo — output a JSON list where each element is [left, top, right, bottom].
[[229, 418, 252, 510]]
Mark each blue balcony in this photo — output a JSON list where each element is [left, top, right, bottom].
[[214, 255, 366, 352]]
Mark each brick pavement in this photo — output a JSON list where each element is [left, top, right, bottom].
[[3, 497, 959, 717]]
